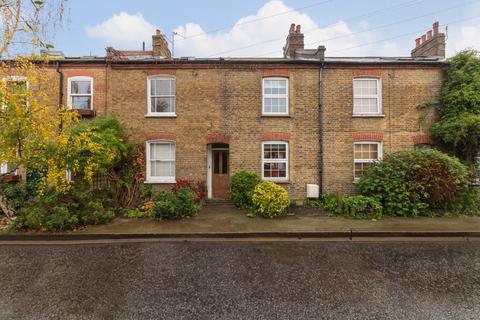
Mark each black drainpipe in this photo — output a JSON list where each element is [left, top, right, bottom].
[[56, 61, 63, 108], [318, 61, 325, 194]]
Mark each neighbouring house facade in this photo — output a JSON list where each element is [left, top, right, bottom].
[[4, 22, 446, 199]]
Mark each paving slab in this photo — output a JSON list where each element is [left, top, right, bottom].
[[3, 205, 480, 240], [74, 205, 480, 236]]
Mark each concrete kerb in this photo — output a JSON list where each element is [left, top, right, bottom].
[[0, 230, 479, 242]]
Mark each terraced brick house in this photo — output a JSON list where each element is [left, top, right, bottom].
[[6, 22, 446, 200]]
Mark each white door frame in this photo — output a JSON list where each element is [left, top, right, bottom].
[[207, 145, 230, 199], [207, 144, 212, 199]]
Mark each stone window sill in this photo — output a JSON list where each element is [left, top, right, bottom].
[[352, 114, 385, 118], [262, 179, 291, 184], [145, 114, 177, 118], [144, 179, 176, 184], [261, 115, 292, 119]]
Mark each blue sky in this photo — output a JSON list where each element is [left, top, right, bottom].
[[52, 0, 480, 57]]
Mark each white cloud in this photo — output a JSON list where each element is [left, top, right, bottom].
[[172, 0, 398, 58], [86, 12, 155, 49], [85, 1, 477, 58], [447, 24, 480, 56]]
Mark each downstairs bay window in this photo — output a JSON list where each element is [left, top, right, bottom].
[[146, 141, 176, 183]]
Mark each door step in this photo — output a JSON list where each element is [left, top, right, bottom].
[[206, 199, 234, 206]]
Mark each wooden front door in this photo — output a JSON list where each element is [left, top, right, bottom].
[[212, 149, 229, 199]]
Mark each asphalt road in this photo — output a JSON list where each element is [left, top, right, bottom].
[[0, 239, 479, 320]]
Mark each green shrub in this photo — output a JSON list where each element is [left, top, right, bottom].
[[12, 183, 116, 231], [357, 149, 469, 217], [252, 181, 290, 218], [126, 208, 150, 218], [0, 180, 37, 213], [445, 186, 480, 216], [342, 195, 383, 219], [150, 188, 201, 220], [231, 171, 261, 209], [320, 193, 342, 214], [140, 184, 153, 201], [80, 201, 115, 225], [305, 193, 342, 214], [175, 187, 201, 216], [15, 207, 43, 230], [151, 192, 179, 220], [45, 206, 79, 231]]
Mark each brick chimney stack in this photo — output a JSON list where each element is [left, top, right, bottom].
[[411, 21, 445, 58], [283, 23, 304, 58], [152, 29, 171, 59]]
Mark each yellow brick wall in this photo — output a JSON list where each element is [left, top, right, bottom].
[[322, 66, 443, 194], [110, 66, 320, 199]]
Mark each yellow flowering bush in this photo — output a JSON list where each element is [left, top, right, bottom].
[[252, 181, 290, 218]]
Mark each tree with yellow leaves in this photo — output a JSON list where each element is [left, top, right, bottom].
[[0, 56, 76, 218], [0, 57, 127, 219], [0, 0, 67, 57]]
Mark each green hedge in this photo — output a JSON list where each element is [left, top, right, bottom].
[[230, 171, 261, 209], [357, 149, 469, 217], [342, 195, 382, 219]]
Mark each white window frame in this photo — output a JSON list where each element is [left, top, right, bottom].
[[147, 76, 176, 117], [67, 76, 93, 110], [262, 77, 289, 116], [261, 141, 289, 182], [2, 76, 28, 109], [145, 140, 176, 183], [353, 77, 382, 116], [353, 141, 382, 181], [0, 162, 18, 175], [0, 163, 8, 174]]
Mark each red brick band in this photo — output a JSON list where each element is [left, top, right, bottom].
[[352, 70, 382, 77], [261, 69, 291, 78], [147, 70, 176, 76], [261, 132, 291, 142], [352, 132, 384, 141], [64, 70, 95, 78], [146, 132, 176, 141], [205, 133, 229, 144], [412, 134, 433, 145]]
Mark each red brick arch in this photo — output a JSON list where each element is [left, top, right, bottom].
[[63, 70, 95, 78], [261, 69, 291, 77], [261, 132, 291, 142], [145, 132, 176, 141], [205, 133, 229, 144], [352, 132, 384, 141], [352, 70, 383, 77]]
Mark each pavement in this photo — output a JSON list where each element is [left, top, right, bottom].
[[2, 204, 480, 240], [0, 239, 479, 319], [72, 204, 480, 237]]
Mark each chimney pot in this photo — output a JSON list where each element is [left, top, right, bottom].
[[284, 23, 304, 58], [316, 45, 326, 61], [427, 30, 432, 40], [411, 21, 445, 58], [289, 23, 296, 33], [433, 21, 439, 35], [152, 29, 171, 59]]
